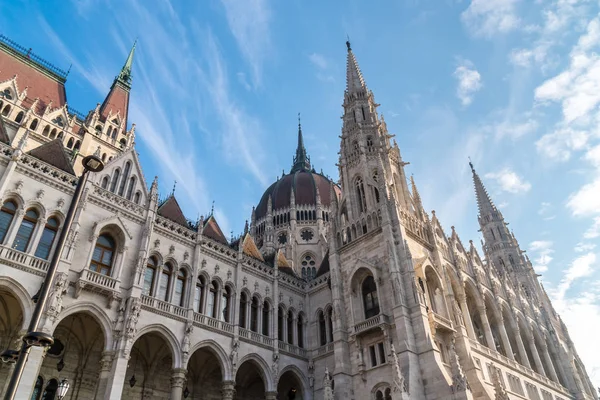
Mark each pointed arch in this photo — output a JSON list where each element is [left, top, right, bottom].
[[57, 301, 114, 351], [0, 276, 33, 331], [277, 364, 310, 397], [237, 353, 275, 391], [186, 339, 233, 380], [134, 323, 182, 368]]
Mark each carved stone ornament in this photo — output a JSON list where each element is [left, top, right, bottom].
[[243, 276, 248, 287], [169, 244, 175, 255], [45, 272, 68, 324], [184, 251, 189, 261], [201, 259, 207, 269], [227, 269, 232, 280], [36, 189, 45, 200], [125, 298, 142, 340], [15, 180, 24, 193], [57, 198, 66, 209], [254, 281, 259, 292], [265, 286, 270, 297], [390, 344, 408, 393], [154, 239, 160, 248]]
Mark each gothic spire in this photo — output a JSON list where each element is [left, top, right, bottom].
[[345, 40, 367, 94], [117, 40, 136, 89], [290, 113, 311, 173], [470, 161, 497, 218]]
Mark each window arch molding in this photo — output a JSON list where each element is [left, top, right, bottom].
[[371, 383, 393, 399], [349, 266, 381, 322], [86, 221, 131, 279]]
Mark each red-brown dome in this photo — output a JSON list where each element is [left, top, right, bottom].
[[255, 170, 340, 221]]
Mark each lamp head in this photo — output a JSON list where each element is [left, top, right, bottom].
[[81, 154, 104, 173], [57, 378, 70, 400]]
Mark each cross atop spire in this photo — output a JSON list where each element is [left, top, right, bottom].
[[290, 113, 311, 173], [117, 40, 136, 88], [470, 161, 497, 217], [345, 40, 367, 94]]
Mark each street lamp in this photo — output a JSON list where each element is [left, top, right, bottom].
[[56, 379, 70, 400], [3, 152, 104, 400]]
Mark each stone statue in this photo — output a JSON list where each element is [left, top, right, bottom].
[[46, 272, 68, 324], [182, 320, 193, 355], [126, 298, 142, 339], [323, 368, 334, 400], [230, 339, 239, 370]]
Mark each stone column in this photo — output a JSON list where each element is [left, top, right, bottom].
[[527, 332, 546, 376], [103, 354, 129, 400], [170, 368, 187, 400], [292, 316, 298, 345], [94, 351, 114, 399], [265, 391, 278, 400], [497, 314, 515, 360], [458, 296, 476, 340], [222, 380, 235, 400], [258, 302, 263, 334], [477, 306, 496, 351], [13, 346, 46, 399], [513, 325, 531, 368], [539, 340, 559, 382]]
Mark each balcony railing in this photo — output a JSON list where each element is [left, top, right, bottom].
[[316, 343, 334, 356], [79, 269, 118, 290], [468, 339, 569, 395], [239, 328, 275, 347], [193, 312, 234, 334], [353, 314, 391, 335], [278, 340, 308, 358], [0, 246, 50, 276]]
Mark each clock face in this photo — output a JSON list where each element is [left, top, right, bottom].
[[301, 229, 314, 242], [278, 232, 287, 245]]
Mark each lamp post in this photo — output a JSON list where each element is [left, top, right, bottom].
[[3, 154, 104, 400]]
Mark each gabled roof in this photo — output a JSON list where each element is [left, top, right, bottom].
[[202, 215, 228, 245], [0, 115, 9, 144], [241, 233, 264, 261], [275, 249, 296, 276], [27, 139, 75, 175], [316, 251, 330, 277], [157, 196, 188, 226]]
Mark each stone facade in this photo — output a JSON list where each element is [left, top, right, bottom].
[[0, 36, 597, 400]]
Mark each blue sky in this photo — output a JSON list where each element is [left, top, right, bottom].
[[1, 0, 599, 386]]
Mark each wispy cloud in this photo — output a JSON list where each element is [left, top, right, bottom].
[[307, 52, 335, 83], [485, 168, 531, 193], [461, 0, 520, 38], [529, 240, 554, 273], [453, 59, 482, 106], [220, 0, 272, 88]]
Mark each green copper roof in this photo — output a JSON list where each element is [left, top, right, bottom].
[[117, 40, 136, 88]]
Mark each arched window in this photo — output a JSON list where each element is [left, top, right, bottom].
[[327, 308, 334, 343], [287, 310, 294, 344], [101, 176, 109, 189], [366, 136, 374, 152], [262, 301, 270, 336], [101, 153, 107, 162], [112, 127, 118, 139], [0, 200, 17, 243], [49, 129, 57, 139], [250, 296, 259, 332], [134, 191, 141, 204], [384, 388, 392, 400], [120, 138, 127, 148], [67, 138, 74, 148], [352, 140, 359, 156], [110, 169, 120, 192], [118, 162, 131, 196], [90, 234, 115, 276], [222, 286, 231, 322], [376, 390, 384, 400], [362, 276, 380, 319], [95, 125, 102, 135], [29, 119, 39, 130], [239, 292, 248, 327], [356, 177, 367, 213], [126, 176, 136, 200], [13, 209, 39, 252], [143, 257, 157, 296], [30, 376, 43, 400], [15, 111, 24, 124], [173, 269, 186, 306], [194, 276, 205, 313], [74, 140, 81, 151], [301, 254, 316, 280], [158, 263, 173, 301], [318, 310, 326, 346], [207, 281, 218, 318], [42, 126, 50, 137], [1, 105, 10, 116], [42, 378, 58, 400], [297, 314, 304, 348], [34, 217, 59, 259], [278, 306, 284, 340]]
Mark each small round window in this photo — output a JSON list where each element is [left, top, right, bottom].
[[300, 229, 314, 242]]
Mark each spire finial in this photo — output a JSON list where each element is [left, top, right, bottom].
[[171, 180, 177, 196], [346, 35, 351, 51], [290, 113, 311, 173], [468, 156, 474, 172], [117, 40, 137, 86]]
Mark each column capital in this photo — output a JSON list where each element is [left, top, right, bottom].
[[171, 368, 187, 388], [99, 351, 114, 372], [222, 380, 236, 400], [265, 391, 278, 400]]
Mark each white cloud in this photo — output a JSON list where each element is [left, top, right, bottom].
[[220, 0, 272, 88], [538, 201, 552, 215], [529, 240, 554, 273], [555, 252, 597, 303], [509, 45, 549, 68], [584, 216, 600, 239], [308, 53, 328, 70], [575, 242, 597, 253], [485, 168, 531, 193], [535, 127, 589, 162], [567, 177, 600, 217], [461, 0, 520, 38], [453, 60, 482, 106], [493, 118, 538, 140]]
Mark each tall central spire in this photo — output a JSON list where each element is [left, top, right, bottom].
[[345, 40, 367, 94], [470, 161, 497, 218], [291, 113, 311, 173], [117, 40, 136, 89]]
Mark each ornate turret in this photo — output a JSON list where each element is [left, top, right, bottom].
[[291, 113, 311, 173]]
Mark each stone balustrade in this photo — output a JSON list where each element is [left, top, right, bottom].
[[0, 245, 49, 276], [353, 313, 390, 335]]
